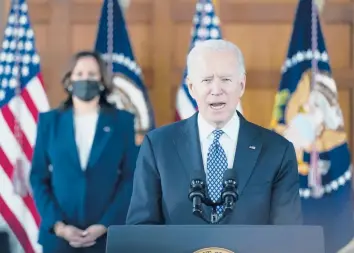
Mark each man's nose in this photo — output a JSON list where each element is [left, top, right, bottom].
[[210, 81, 222, 95]]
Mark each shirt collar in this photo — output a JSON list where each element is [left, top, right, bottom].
[[198, 111, 240, 141]]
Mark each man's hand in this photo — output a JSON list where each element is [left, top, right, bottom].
[[54, 222, 95, 248], [69, 224, 107, 248]]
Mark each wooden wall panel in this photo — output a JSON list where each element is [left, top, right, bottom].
[[224, 24, 350, 70], [224, 24, 292, 70], [220, 3, 353, 23], [235, 0, 349, 2], [32, 24, 50, 87], [151, 0, 173, 125], [71, 24, 151, 67], [126, 26, 153, 69], [71, 25, 97, 53], [322, 25, 351, 69], [241, 89, 277, 127], [74, 0, 102, 2], [173, 24, 193, 69], [32, 25, 48, 58], [1, 0, 354, 154]]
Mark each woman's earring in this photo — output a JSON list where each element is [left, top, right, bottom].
[[67, 85, 73, 92], [99, 85, 104, 91]]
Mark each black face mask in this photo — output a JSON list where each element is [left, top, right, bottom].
[[70, 80, 102, 102]]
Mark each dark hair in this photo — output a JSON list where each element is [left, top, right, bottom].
[[59, 50, 115, 110]]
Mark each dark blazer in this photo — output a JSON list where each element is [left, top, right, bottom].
[[126, 111, 302, 225], [30, 107, 137, 253]]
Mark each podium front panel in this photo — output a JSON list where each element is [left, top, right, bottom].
[[106, 225, 324, 253]]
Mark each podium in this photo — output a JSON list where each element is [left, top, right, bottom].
[[106, 225, 324, 253], [0, 231, 10, 253]]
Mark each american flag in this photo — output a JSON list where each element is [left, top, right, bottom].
[[0, 0, 49, 252], [175, 0, 242, 120]]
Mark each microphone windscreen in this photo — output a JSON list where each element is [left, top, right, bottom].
[[190, 170, 206, 182], [223, 169, 237, 181]]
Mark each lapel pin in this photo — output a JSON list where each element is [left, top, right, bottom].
[[249, 146, 256, 150], [103, 126, 110, 132]]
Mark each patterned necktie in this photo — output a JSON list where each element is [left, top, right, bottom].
[[206, 129, 228, 214]]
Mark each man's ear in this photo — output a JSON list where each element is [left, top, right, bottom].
[[186, 76, 195, 99], [239, 74, 246, 98]]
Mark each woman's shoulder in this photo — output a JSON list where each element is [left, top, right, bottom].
[[36, 109, 61, 133], [38, 108, 60, 122]]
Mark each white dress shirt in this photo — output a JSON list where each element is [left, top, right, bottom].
[[197, 112, 240, 172], [74, 112, 98, 170]]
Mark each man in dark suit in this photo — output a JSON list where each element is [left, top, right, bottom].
[[126, 39, 303, 225]]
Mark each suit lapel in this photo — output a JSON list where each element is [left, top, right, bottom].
[[233, 112, 262, 194], [61, 108, 82, 172], [86, 110, 114, 170], [174, 113, 205, 180], [174, 113, 210, 215]]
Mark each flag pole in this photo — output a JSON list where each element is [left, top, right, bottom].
[[308, 0, 322, 198], [12, 1, 30, 251], [13, 0, 27, 197], [107, 0, 114, 82]]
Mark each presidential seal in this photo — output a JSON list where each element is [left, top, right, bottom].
[[194, 247, 234, 253], [272, 70, 346, 176], [270, 69, 351, 198]]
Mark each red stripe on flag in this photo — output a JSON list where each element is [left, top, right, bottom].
[[37, 73, 45, 89], [175, 111, 181, 121], [0, 146, 15, 177], [21, 88, 39, 122], [22, 194, 41, 226], [1, 107, 33, 161], [0, 147, 40, 226], [0, 196, 35, 253]]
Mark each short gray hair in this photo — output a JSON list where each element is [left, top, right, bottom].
[[187, 39, 246, 76]]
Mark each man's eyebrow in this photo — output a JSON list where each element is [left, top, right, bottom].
[[201, 75, 214, 79], [217, 74, 232, 78]]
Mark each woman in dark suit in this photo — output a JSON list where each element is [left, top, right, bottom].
[[30, 51, 138, 253]]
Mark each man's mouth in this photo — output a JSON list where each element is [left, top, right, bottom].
[[209, 103, 226, 110]]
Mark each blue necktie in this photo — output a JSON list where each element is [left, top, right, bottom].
[[206, 129, 228, 214]]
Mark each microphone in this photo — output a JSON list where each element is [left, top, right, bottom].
[[218, 169, 238, 222], [188, 170, 210, 224]]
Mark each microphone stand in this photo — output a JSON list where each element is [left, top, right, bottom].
[[206, 201, 235, 224], [189, 171, 238, 224], [193, 198, 237, 224], [197, 198, 224, 224], [189, 177, 213, 224], [213, 172, 239, 224], [214, 197, 236, 224], [210, 207, 218, 224], [199, 185, 238, 224], [192, 202, 212, 224]]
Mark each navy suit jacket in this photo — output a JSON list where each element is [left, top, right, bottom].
[[30, 107, 137, 252], [126, 111, 303, 225]]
